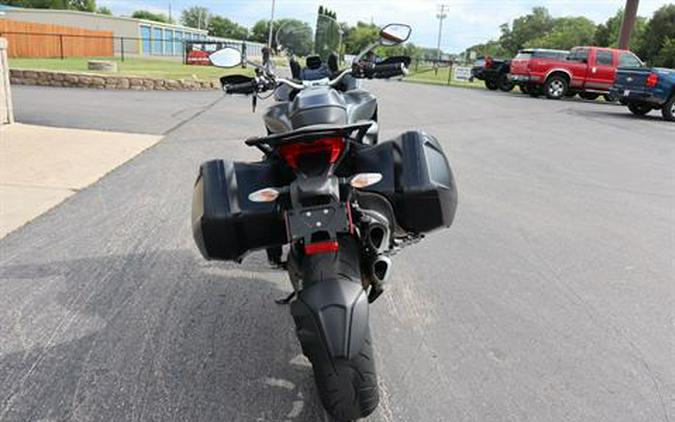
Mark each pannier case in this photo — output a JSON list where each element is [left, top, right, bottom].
[[354, 131, 457, 233], [192, 159, 287, 261]]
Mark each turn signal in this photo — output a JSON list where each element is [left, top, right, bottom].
[[248, 188, 280, 203], [350, 173, 383, 189]]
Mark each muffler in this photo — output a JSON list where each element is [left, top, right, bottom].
[[371, 255, 392, 284], [366, 222, 390, 254]]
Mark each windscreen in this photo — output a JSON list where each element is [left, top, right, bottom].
[[275, 20, 314, 58]]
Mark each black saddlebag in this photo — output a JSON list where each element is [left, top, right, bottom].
[[354, 131, 457, 233], [192, 160, 287, 261]]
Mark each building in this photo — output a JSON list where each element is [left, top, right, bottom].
[[0, 6, 263, 57]]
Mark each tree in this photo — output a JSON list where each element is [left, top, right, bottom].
[[499, 7, 554, 55], [181, 6, 210, 30], [132, 10, 172, 24], [594, 8, 647, 50], [208, 15, 248, 39], [2, 0, 96, 11], [342, 21, 379, 55], [525, 16, 596, 50], [655, 37, 675, 68], [250, 19, 272, 44], [96, 5, 111, 15], [638, 4, 675, 65], [463, 40, 508, 59]]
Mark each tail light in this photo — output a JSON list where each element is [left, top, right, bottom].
[[278, 137, 344, 170], [646, 73, 659, 88], [305, 240, 339, 255]]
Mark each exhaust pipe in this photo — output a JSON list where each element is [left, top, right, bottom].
[[366, 222, 390, 254], [371, 255, 392, 284]]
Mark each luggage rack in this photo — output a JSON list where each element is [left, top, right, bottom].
[[245, 122, 373, 150]]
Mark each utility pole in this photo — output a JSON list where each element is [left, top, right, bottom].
[[267, 0, 276, 48], [618, 0, 639, 50], [168, 1, 172, 23], [436, 4, 449, 62]]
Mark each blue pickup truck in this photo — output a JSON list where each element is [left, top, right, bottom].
[[610, 67, 675, 121]]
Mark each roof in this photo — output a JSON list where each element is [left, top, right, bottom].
[[0, 7, 208, 33]]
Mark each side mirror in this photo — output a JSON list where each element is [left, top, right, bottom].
[[379, 24, 411, 46], [210, 47, 242, 68]]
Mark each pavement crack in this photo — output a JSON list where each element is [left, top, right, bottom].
[[162, 95, 225, 136]]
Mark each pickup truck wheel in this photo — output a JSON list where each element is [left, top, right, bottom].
[[498, 74, 515, 92], [545, 76, 568, 100], [579, 92, 599, 100], [628, 103, 652, 116], [485, 79, 499, 91], [662, 96, 675, 122]]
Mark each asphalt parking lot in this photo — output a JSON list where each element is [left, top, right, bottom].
[[1, 83, 673, 422]]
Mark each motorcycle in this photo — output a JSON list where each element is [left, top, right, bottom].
[[192, 23, 458, 421]]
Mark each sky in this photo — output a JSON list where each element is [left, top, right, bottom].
[[97, 0, 672, 52]]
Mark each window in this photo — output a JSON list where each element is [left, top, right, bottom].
[[568, 48, 589, 62], [596, 50, 613, 66], [515, 52, 532, 59], [534, 50, 569, 60], [619, 53, 643, 68]]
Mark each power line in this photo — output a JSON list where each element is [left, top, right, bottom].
[[436, 4, 449, 61]]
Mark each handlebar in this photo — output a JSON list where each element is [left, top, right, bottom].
[[225, 80, 257, 95], [223, 61, 409, 96]]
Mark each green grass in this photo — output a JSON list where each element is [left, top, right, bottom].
[[8, 56, 254, 81], [404, 65, 485, 89]]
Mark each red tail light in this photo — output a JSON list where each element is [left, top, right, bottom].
[[305, 240, 339, 255], [646, 73, 659, 88], [278, 137, 344, 170]]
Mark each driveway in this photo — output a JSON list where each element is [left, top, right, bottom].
[[1, 84, 673, 422]]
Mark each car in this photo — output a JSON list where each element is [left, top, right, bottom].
[[508, 49, 569, 95], [509, 46, 642, 100], [471, 56, 515, 91], [610, 67, 675, 121]]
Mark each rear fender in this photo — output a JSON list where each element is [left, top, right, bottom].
[[290, 236, 369, 360], [291, 278, 369, 360]]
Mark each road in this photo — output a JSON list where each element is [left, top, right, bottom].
[[2, 84, 674, 422]]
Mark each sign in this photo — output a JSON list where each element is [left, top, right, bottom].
[[453, 66, 472, 82], [186, 41, 244, 66]]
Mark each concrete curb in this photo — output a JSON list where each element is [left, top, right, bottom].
[[9, 68, 220, 91]]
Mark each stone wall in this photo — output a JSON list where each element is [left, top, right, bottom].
[[9, 69, 220, 91]]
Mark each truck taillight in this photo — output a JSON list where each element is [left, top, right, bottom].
[[646, 73, 659, 88], [278, 137, 344, 170]]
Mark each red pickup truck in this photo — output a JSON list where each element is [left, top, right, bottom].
[[509, 46, 643, 100]]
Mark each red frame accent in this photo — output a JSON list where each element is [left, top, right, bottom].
[[305, 240, 339, 255], [278, 137, 344, 170], [646, 73, 659, 88]]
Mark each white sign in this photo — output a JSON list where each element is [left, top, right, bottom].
[[453, 66, 472, 82]]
